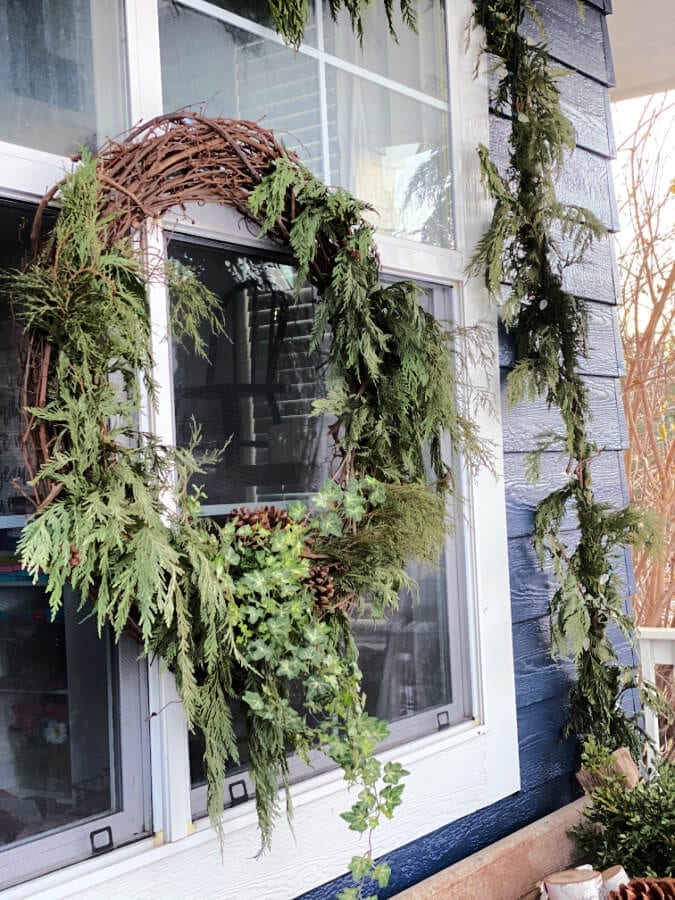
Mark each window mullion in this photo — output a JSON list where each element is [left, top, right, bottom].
[[316, 5, 332, 187], [124, 0, 164, 124], [139, 223, 193, 843]]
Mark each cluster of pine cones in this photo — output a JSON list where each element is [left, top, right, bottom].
[[228, 505, 293, 531], [227, 505, 341, 611], [609, 879, 675, 899]]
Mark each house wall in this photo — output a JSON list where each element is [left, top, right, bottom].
[[301, 1, 633, 896]]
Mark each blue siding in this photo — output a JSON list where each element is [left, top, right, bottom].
[[300, 1, 628, 896]]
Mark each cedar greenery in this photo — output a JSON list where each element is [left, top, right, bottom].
[[1, 123, 487, 898], [248, 157, 492, 488], [468, 0, 663, 759]]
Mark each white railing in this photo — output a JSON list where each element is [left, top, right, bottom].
[[637, 626, 675, 752]]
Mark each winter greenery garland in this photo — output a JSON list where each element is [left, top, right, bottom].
[[1, 114, 488, 897], [266, 0, 668, 759], [467, 0, 666, 756]]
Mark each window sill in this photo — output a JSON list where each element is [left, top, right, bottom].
[[4, 719, 519, 900]]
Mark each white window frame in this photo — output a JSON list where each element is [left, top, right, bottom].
[[167, 242, 472, 825], [1, 0, 519, 896]]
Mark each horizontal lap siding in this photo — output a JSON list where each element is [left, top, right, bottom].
[[301, 1, 625, 896]]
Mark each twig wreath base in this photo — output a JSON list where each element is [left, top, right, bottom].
[[2, 113, 491, 899]]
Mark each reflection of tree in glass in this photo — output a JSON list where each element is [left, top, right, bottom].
[[400, 145, 453, 247], [162, 0, 271, 50]]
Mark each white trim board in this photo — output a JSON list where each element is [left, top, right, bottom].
[[5, 722, 518, 900]]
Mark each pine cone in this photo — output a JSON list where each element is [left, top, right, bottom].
[[228, 505, 291, 531], [69, 545, 81, 568], [609, 879, 675, 900], [308, 565, 335, 601]]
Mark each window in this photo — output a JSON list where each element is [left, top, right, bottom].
[[0, 0, 127, 158], [0, 1, 518, 896], [158, 0, 452, 245], [167, 239, 470, 816], [0, 202, 151, 890]]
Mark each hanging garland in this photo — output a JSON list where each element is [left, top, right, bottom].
[[267, 0, 669, 757], [266, 0, 418, 47], [468, 0, 666, 756], [1, 114, 489, 899]]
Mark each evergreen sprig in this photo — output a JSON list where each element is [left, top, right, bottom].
[[266, 0, 417, 47], [249, 157, 491, 488], [470, 0, 662, 755]]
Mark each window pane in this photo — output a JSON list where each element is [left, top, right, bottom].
[[0, 204, 50, 520], [324, 1, 448, 100], [0, 203, 119, 850], [354, 560, 452, 723], [0, 576, 118, 846], [326, 71, 453, 246], [182, 0, 317, 40], [159, 1, 323, 175], [170, 240, 330, 507], [0, 0, 127, 157]]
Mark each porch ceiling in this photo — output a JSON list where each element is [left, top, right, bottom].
[[608, 0, 675, 101]]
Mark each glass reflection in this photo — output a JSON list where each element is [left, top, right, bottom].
[[0, 576, 117, 846], [354, 560, 452, 723], [326, 70, 453, 246], [323, 0, 448, 100], [170, 241, 330, 507], [0, 0, 127, 157], [159, 1, 322, 175]]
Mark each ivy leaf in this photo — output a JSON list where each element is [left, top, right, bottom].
[[383, 762, 409, 784], [314, 480, 342, 510], [337, 890, 360, 900], [342, 491, 367, 522], [287, 500, 307, 522], [372, 863, 392, 888], [241, 570, 268, 594], [318, 511, 344, 538], [242, 691, 265, 713], [340, 810, 369, 833], [348, 855, 372, 882]]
